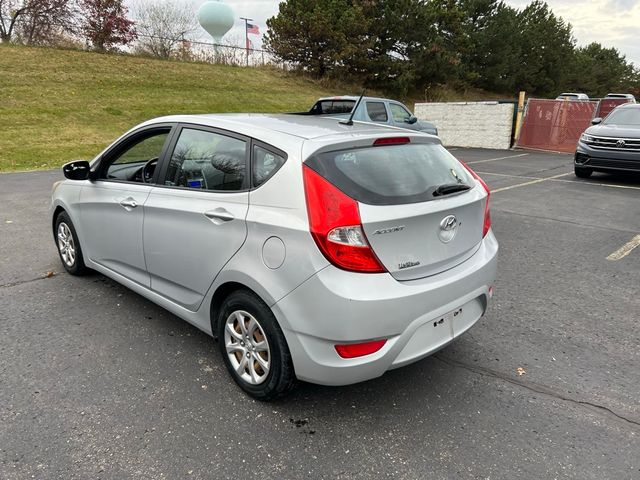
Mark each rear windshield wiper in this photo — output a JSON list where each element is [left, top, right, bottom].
[[432, 183, 471, 197]]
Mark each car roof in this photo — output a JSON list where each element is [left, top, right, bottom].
[[139, 113, 415, 141], [316, 95, 398, 103], [125, 113, 439, 163]]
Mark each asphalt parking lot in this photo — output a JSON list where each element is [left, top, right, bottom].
[[1, 148, 639, 479]]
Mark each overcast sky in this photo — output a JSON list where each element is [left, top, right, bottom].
[[195, 0, 639, 66]]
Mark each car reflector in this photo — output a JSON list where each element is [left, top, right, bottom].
[[335, 340, 387, 358]]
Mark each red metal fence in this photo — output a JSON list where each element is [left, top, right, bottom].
[[595, 98, 632, 118], [515, 98, 634, 153], [516, 99, 597, 153]]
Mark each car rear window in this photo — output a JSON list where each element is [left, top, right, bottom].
[[313, 100, 355, 114], [305, 143, 473, 205]]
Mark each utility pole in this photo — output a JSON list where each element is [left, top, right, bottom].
[[239, 17, 252, 67]]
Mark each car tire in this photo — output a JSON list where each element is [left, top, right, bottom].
[[574, 166, 593, 178], [217, 289, 296, 401], [54, 211, 89, 276]]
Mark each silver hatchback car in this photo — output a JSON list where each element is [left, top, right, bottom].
[[51, 114, 498, 400]]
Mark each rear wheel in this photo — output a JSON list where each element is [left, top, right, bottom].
[[574, 166, 593, 178], [55, 211, 89, 275], [217, 290, 296, 400]]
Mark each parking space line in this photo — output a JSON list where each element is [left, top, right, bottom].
[[466, 153, 529, 165], [549, 178, 640, 191], [475, 172, 539, 180], [478, 172, 640, 192], [607, 234, 640, 261], [491, 172, 573, 193]]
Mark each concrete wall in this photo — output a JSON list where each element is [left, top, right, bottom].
[[414, 101, 515, 149]]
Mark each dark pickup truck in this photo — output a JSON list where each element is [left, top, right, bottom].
[[296, 96, 438, 136]]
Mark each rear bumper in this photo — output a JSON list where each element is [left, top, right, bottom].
[[575, 141, 640, 172], [272, 231, 498, 386]]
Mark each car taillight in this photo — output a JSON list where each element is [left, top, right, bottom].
[[335, 340, 386, 358], [303, 165, 386, 273], [461, 162, 491, 237]]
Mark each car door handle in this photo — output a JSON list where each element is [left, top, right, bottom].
[[204, 209, 234, 223], [119, 198, 138, 209]]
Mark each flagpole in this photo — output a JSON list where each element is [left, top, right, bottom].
[[240, 17, 252, 67]]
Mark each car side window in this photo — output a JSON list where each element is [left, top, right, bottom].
[[390, 104, 412, 123], [104, 131, 169, 182], [163, 128, 247, 191], [366, 102, 388, 122], [253, 145, 285, 187]]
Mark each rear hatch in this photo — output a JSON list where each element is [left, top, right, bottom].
[[305, 140, 487, 281]]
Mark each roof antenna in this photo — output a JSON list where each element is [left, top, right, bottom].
[[340, 89, 366, 126]]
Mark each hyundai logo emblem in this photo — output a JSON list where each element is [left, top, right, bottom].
[[616, 139, 626, 148], [438, 215, 458, 243]]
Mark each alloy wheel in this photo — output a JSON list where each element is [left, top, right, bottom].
[[57, 222, 76, 267], [224, 310, 271, 385]]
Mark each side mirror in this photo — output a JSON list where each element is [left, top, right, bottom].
[[406, 116, 418, 124], [62, 160, 91, 180], [591, 117, 602, 125]]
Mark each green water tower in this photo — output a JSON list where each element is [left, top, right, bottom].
[[197, 0, 235, 43]]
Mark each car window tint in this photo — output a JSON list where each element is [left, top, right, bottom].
[[314, 100, 355, 114], [106, 131, 169, 179], [366, 102, 388, 122], [253, 146, 285, 187], [164, 128, 246, 191], [390, 104, 411, 123], [307, 143, 473, 205]]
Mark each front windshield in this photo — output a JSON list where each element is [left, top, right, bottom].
[[604, 108, 640, 126]]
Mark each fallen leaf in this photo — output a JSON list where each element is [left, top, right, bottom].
[[516, 367, 526, 376], [45, 271, 55, 278]]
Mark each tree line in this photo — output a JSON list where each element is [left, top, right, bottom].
[[265, 0, 640, 98], [3, 0, 637, 99]]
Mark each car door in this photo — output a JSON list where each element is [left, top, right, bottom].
[[143, 125, 250, 311], [389, 102, 419, 131], [78, 125, 175, 287]]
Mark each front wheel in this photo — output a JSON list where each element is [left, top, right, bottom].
[[217, 290, 296, 400], [574, 166, 593, 178], [54, 211, 89, 275]]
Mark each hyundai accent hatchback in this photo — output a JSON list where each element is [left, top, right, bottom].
[[51, 114, 498, 400]]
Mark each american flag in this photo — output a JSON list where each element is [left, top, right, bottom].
[[247, 23, 260, 35]]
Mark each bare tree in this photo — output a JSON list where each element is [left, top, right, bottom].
[[0, 0, 73, 43], [132, 0, 198, 59]]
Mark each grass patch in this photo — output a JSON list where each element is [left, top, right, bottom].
[[0, 44, 378, 171], [0, 43, 506, 172]]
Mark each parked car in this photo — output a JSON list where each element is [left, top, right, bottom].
[[298, 96, 438, 136], [575, 103, 640, 177], [555, 93, 590, 101], [51, 114, 497, 400], [605, 93, 636, 103]]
